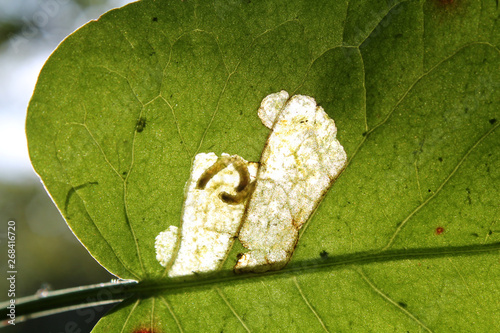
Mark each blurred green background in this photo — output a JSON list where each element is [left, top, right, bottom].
[[0, 1, 134, 332]]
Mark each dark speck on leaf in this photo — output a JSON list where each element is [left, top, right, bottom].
[[488, 230, 493, 235], [438, 157, 443, 162], [471, 232, 479, 237], [398, 302, 407, 308], [489, 118, 497, 125], [152, 17, 158, 22], [320, 250, 328, 258], [362, 131, 367, 137], [136, 117, 146, 133]]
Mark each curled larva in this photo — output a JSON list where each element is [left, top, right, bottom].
[[155, 152, 257, 277]]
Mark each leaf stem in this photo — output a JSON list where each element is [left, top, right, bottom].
[[2, 242, 499, 326], [0, 280, 137, 327]]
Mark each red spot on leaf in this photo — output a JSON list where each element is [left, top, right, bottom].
[[432, 0, 460, 11], [132, 325, 163, 333], [132, 328, 155, 333], [435, 227, 445, 235]]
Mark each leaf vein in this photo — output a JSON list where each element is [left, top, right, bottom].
[[382, 121, 500, 250], [73, 107, 146, 277], [355, 1, 409, 48], [158, 32, 193, 159], [340, 0, 351, 45], [151, 297, 156, 329], [159, 95, 193, 158], [99, 65, 145, 107], [357, 269, 433, 333], [293, 276, 329, 332], [77, 106, 123, 179], [123, 103, 147, 278], [65, 184, 141, 280], [120, 299, 141, 333], [215, 287, 251, 333], [366, 42, 497, 137], [346, 42, 499, 189], [414, 159, 424, 203], [159, 296, 185, 333]]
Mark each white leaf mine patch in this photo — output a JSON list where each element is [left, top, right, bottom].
[[155, 91, 346, 276], [257, 90, 289, 129], [235, 91, 347, 273], [155, 226, 178, 267], [155, 152, 258, 277]]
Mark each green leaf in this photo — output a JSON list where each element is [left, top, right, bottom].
[[26, 0, 499, 331]]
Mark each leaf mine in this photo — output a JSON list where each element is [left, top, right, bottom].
[[235, 91, 347, 273], [155, 153, 257, 277]]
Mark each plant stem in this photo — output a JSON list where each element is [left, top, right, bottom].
[[2, 242, 499, 326], [0, 280, 137, 326]]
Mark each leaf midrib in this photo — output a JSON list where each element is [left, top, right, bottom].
[[139, 242, 500, 296]]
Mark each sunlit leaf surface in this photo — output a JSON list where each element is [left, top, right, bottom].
[[27, 0, 499, 331]]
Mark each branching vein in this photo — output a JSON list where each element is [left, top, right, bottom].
[[159, 296, 184, 333], [293, 276, 329, 332], [382, 122, 499, 250], [215, 287, 251, 332], [120, 299, 140, 333], [357, 269, 433, 333]]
